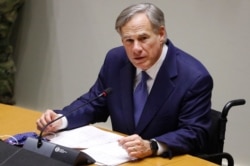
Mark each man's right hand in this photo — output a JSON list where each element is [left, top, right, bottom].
[[36, 109, 62, 132]]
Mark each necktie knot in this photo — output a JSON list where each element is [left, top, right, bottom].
[[141, 71, 149, 86]]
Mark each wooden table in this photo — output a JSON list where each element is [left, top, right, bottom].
[[0, 104, 41, 136], [0, 104, 218, 166]]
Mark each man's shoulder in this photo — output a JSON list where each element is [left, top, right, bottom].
[[103, 45, 130, 66], [107, 45, 126, 54], [105, 45, 128, 60]]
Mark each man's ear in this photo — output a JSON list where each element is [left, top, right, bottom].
[[158, 26, 166, 42]]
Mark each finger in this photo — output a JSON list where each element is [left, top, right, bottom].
[[36, 113, 45, 127], [44, 113, 53, 124], [36, 120, 43, 131], [127, 145, 137, 153], [36, 110, 55, 131], [127, 146, 141, 159], [118, 134, 139, 145], [119, 140, 134, 150]]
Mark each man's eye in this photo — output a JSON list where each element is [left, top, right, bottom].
[[140, 36, 148, 41]]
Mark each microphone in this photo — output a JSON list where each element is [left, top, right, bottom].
[[23, 88, 112, 166]]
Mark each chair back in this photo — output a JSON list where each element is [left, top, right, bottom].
[[202, 99, 246, 165]]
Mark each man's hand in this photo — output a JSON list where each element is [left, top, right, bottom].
[[118, 134, 153, 159], [36, 109, 62, 132]]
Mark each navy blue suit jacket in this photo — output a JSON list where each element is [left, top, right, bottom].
[[57, 40, 213, 156]]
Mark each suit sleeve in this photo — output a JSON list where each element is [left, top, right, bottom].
[[156, 73, 213, 157]]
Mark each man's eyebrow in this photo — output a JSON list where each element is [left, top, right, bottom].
[[121, 31, 150, 40], [121, 35, 132, 40]]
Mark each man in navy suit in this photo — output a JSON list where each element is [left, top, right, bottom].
[[37, 3, 213, 159]]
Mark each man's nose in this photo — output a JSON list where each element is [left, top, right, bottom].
[[132, 41, 142, 52]]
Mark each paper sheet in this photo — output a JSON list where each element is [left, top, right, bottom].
[[82, 141, 134, 166], [49, 125, 133, 165], [49, 125, 123, 148]]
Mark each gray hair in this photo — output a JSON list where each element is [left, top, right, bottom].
[[115, 3, 166, 39]]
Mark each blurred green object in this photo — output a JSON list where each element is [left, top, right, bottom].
[[0, 0, 25, 104]]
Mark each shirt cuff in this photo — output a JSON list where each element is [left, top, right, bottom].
[[57, 114, 68, 130], [156, 140, 168, 155]]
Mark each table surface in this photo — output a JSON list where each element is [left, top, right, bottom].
[[0, 103, 218, 166]]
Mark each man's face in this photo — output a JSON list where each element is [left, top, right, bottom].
[[120, 13, 166, 70]]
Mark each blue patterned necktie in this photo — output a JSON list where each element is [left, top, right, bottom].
[[133, 71, 149, 126]]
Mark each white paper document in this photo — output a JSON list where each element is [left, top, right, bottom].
[[48, 125, 133, 165], [49, 125, 123, 148], [82, 141, 134, 166]]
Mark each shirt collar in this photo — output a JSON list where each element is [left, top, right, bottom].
[[136, 44, 168, 80]]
